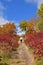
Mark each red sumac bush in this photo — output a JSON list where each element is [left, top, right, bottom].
[[0, 34, 19, 51], [25, 32, 43, 58]]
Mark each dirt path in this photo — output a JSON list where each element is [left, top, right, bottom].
[[9, 42, 34, 65], [18, 42, 34, 65]]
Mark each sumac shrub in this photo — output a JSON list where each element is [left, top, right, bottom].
[[25, 32, 43, 58], [0, 34, 19, 52]]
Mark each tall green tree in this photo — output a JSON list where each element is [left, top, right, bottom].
[[19, 20, 27, 31], [37, 4, 43, 32], [37, 4, 43, 20], [37, 21, 43, 32]]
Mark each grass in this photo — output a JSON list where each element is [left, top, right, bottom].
[[0, 58, 24, 65], [34, 57, 43, 65], [8, 59, 24, 63], [0, 49, 24, 65], [0, 57, 24, 64]]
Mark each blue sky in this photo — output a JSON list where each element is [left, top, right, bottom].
[[0, 0, 43, 35], [0, 0, 37, 22]]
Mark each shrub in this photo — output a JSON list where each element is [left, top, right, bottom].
[[25, 32, 43, 59]]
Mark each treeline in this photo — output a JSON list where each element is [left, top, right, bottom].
[[0, 22, 19, 53], [19, 4, 43, 34], [21, 4, 43, 60], [0, 22, 17, 34]]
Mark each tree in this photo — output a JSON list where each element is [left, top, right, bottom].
[[37, 4, 43, 32], [37, 21, 43, 32], [3, 22, 17, 34], [26, 18, 37, 33], [37, 4, 43, 21], [0, 26, 4, 34], [19, 20, 27, 31]]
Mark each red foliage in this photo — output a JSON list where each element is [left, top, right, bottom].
[[0, 34, 12, 43], [11, 34, 19, 48], [25, 32, 43, 58], [0, 34, 19, 48]]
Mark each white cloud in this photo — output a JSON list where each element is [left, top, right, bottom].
[[0, 2, 5, 10], [38, 0, 43, 8], [0, 2, 9, 26], [17, 27, 25, 35], [0, 2, 6, 16], [0, 16, 9, 25], [0, 17, 24, 35], [17, 29, 25, 35], [25, 0, 43, 8], [17, 32, 25, 35]]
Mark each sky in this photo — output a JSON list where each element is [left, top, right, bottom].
[[0, 0, 43, 35]]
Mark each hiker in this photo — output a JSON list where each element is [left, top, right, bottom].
[[18, 37, 24, 45], [20, 37, 23, 43]]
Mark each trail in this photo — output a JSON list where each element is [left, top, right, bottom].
[[18, 42, 34, 65], [9, 41, 34, 65]]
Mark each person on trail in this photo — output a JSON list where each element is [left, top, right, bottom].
[[20, 37, 23, 43], [18, 36, 24, 44]]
